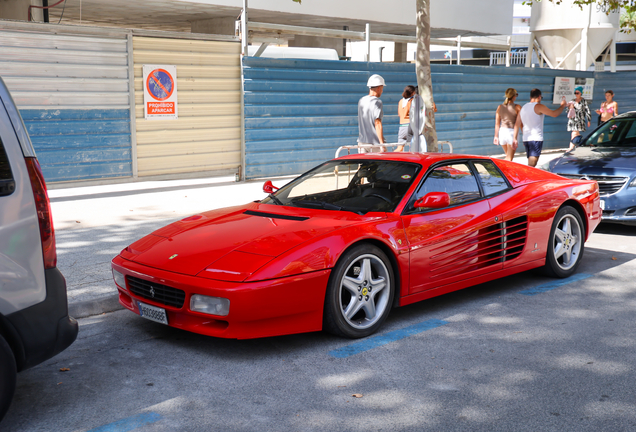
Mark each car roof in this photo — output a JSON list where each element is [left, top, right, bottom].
[[613, 111, 636, 119]]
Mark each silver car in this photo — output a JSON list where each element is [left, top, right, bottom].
[[545, 112, 636, 226], [0, 77, 78, 422]]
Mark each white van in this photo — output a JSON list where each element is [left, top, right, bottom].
[[0, 77, 78, 421]]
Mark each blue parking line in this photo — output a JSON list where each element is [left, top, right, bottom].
[[87, 412, 162, 432], [519, 273, 592, 296], [329, 319, 449, 358]]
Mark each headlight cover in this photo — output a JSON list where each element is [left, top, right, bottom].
[[112, 269, 126, 289], [190, 295, 230, 316]]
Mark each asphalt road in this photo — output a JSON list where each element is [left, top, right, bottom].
[[3, 222, 636, 432]]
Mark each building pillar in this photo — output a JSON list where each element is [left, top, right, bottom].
[[580, 26, 589, 71], [610, 30, 617, 73], [191, 17, 237, 35], [525, 33, 535, 68], [0, 0, 43, 22], [288, 35, 344, 57], [394, 42, 408, 63]]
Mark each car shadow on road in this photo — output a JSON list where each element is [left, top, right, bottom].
[[594, 222, 636, 236]]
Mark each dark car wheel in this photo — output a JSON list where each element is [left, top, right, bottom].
[[543, 205, 585, 278], [0, 334, 17, 422], [323, 244, 395, 338]]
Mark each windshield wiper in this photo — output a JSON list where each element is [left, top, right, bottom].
[[291, 199, 363, 215], [268, 193, 283, 205]]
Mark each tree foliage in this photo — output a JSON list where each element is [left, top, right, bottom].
[[526, 0, 636, 31]]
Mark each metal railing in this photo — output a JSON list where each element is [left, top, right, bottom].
[[438, 141, 453, 153], [242, 19, 511, 63], [335, 141, 453, 159], [490, 51, 527, 66]]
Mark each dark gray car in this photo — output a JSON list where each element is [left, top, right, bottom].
[[545, 112, 636, 226]]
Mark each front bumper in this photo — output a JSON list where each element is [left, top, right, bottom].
[[111, 256, 331, 339], [599, 191, 636, 226]]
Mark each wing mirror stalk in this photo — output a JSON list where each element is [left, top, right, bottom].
[[414, 192, 450, 209], [263, 180, 279, 194]]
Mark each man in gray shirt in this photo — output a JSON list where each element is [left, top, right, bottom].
[[358, 74, 386, 153]]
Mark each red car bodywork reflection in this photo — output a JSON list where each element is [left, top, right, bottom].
[[112, 153, 601, 339]]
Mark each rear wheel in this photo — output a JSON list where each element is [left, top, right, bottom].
[[323, 244, 395, 338], [0, 334, 16, 422], [543, 206, 584, 278]]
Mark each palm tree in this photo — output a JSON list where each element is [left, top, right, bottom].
[[415, 0, 438, 151]]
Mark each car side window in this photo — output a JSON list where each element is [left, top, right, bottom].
[[0, 138, 15, 197], [413, 163, 481, 208], [623, 120, 636, 141], [472, 161, 510, 196], [586, 119, 636, 146]]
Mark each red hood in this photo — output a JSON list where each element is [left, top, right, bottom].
[[121, 203, 365, 279]]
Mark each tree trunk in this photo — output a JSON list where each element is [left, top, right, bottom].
[[416, 0, 438, 151]]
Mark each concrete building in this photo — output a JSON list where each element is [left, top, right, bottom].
[[1, 0, 514, 61]]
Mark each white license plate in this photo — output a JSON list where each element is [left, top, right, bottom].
[[137, 301, 168, 325], [599, 200, 605, 210]]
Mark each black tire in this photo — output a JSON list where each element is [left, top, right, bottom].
[[323, 244, 395, 338], [0, 334, 17, 422], [543, 205, 585, 278]]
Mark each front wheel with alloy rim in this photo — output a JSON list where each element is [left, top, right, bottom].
[[323, 244, 395, 338], [543, 205, 585, 278]]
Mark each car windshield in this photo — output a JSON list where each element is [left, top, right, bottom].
[[262, 159, 421, 214], [582, 117, 636, 148]]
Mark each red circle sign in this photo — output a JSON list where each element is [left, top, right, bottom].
[[146, 69, 175, 101]]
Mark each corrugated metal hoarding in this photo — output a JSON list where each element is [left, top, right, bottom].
[[0, 24, 132, 182], [133, 36, 241, 178], [593, 71, 636, 114], [243, 57, 594, 179]]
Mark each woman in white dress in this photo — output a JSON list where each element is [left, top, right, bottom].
[[494, 88, 521, 161]]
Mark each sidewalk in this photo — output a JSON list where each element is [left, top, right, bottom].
[[51, 175, 278, 319], [54, 149, 566, 320]]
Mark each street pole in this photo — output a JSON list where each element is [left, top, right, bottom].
[[241, 0, 248, 56]]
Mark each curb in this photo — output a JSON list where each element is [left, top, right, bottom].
[[69, 294, 124, 319]]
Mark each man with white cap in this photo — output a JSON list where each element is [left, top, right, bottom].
[[357, 74, 386, 153]]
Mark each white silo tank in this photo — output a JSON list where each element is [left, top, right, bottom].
[[530, 0, 619, 70]]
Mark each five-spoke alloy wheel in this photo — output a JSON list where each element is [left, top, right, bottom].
[[544, 205, 584, 278], [323, 244, 394, 338]]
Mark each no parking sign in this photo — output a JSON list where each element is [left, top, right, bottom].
[[143, 65, 178, 120]]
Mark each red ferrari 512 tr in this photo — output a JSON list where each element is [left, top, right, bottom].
[[111, 153, 601, 339]]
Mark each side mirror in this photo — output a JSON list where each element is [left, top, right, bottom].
[[414, 192, 450, 209], [263, 180, 279, 194]]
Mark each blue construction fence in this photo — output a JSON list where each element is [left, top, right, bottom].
[[243, 56, 635, 180], [22, 109, 132, 182]]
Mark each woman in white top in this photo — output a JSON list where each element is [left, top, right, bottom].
[[494, 88, 521, 161], [409, 86, 428, 153]]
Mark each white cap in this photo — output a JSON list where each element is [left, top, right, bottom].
[[367, 74, 386, 88]]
